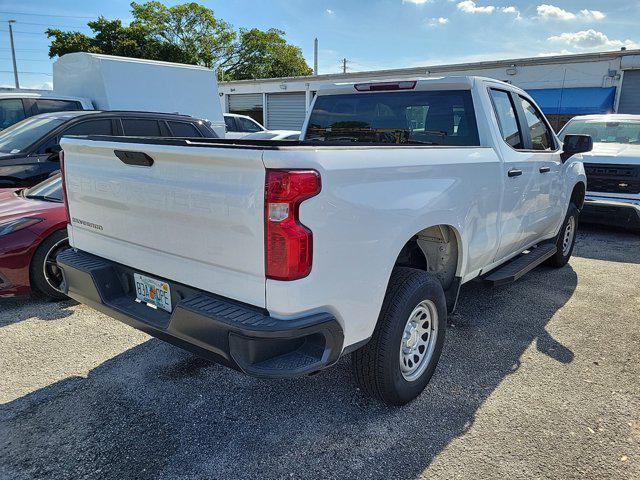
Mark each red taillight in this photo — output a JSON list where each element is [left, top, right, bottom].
[[265, 169, 320, 281], [354, 80, 416, 92], [59, 150, 70, 224]]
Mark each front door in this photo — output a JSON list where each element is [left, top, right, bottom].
[[489, 88, 539, 261]]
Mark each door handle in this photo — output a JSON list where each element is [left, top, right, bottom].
[[507, 169, 523, 177], [114, 150, 154, 167], [539, 166, 551, 173]]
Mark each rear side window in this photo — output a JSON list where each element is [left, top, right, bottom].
[[0, 98, 26, 129], [489, 89, 523, 149], [122, 119, 162, 136], [237, 117, 262, 133], [519, 96, 554, 150], [168, 121, 202, 137], [35, 99, 82, 114], [305, 90, 479, 146], [62, 119, 113, 136]]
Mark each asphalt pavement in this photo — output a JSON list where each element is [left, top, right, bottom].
[[1, 225, 638, 480]]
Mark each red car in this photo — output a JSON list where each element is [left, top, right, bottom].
[[0, 173, 69, 299]]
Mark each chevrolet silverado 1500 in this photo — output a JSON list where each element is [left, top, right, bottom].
[[559, 114, 640, 231], [57, 77, 591, 405]]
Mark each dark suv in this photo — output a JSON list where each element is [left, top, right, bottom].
[[0, 110, 218, 187]]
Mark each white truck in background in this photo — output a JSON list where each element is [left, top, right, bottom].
[[57, 76, 591, 405], [53, 53, 226, 137], [559, 114, 640, 231]]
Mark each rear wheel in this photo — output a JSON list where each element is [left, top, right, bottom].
[[352, 267, 447, 406], [30, 229, 69, 300], [547, 202, 579, 268]]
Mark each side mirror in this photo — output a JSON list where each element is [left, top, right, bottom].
[[561, 134, 592, 162], [45, 144, 62, 159]]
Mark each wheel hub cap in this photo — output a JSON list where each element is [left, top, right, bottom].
[[399, 300, 439, 382]]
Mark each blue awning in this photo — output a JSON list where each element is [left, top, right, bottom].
[[526, 87, 616, 115]]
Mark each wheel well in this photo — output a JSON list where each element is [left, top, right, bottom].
[[394, 225, 459, 290], [571, 182, 586, 210]]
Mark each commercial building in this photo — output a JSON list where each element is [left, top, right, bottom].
[[219, 49, 640, 131]]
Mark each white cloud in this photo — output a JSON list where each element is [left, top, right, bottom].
[[427, 17, 449, 26], [457, 1, 495, 14], [325, 9, 334, 15], [501, 6, 521, 19], [537, 4, 606, 21], [548, 29, 639, 50], [403, 0, 432, 4], [536, 4, 575, 20], [580, 9, 605, 20]]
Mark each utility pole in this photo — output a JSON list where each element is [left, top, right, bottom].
[[342, 58, 348, 74], [8, 20, 19, 89], [313, 38, 318, 76]]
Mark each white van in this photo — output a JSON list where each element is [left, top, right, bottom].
[[0, 91, 92, 129]]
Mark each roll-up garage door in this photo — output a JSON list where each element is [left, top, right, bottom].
[[618, 70, 640, 114], [227, 93, 264, 124], [266, 93, 306, 130]]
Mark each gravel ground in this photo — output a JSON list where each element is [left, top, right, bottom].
[[0, 225, 638, 480]]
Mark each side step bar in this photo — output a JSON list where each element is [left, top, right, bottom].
[[483, 244, 557, 287]]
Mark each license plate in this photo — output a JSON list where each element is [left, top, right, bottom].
[[134, 273, 172, 312]]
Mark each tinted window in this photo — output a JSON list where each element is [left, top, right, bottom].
[[0, 98, 26, 129], [490, 89, 523, 149], [122, 119, 162, 136], [519, 96, 554, 150], [36, 99, 81, 114], [168, 121, 202, 137], [62, 119, 113, 136], [225, 116, 237, 131], [237, 116, 262, 132], [560, 120, 640, 144], [306, 90, 480, 146], [0, 116, 66, 153]]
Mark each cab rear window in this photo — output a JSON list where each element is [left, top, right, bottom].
[[305, 90, 479, 146]]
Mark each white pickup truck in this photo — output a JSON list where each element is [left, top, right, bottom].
[[57, 76, 591, 405]]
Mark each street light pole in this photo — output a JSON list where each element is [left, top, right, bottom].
[[8, 20, 19, 89]]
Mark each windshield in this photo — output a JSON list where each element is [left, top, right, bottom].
[[559, 120, 640, 145], [305, 90, 479, 146], [0, 116, 67, 154], [24, 173, 63, 202]]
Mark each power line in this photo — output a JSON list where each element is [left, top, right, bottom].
[[4, 21, 92, 29], [0, 57, 50, 61], [0, 70, 51, 75], [0, 10, 97, 19], [0, 48, 44, 51]]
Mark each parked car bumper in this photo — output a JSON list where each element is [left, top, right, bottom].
[[582, 195, 640, 231], [0, 229, 38, 298], [56, 249, 344, 378]]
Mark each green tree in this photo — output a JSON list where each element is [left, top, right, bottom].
[[221, 28, 312, 80], [46, 2, 312, 80]]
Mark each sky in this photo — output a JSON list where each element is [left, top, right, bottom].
[[0, 0, 638, 89]]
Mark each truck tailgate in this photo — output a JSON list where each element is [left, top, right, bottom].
[[61, 137, 266, 307]]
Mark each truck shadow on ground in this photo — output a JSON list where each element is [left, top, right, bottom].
[[0, 264, 578, 480], [0, 298, 76, 328]]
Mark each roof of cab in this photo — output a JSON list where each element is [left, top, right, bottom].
[[565, 114, 640, 122], [315, 75, 513, 96]]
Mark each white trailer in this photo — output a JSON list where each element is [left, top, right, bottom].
[[53, 53, 225, 137]]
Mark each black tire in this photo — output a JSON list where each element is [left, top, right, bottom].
[[351, 267, 447, 406], [29, 229, 69, 301], [546, 202, 579, 268]]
